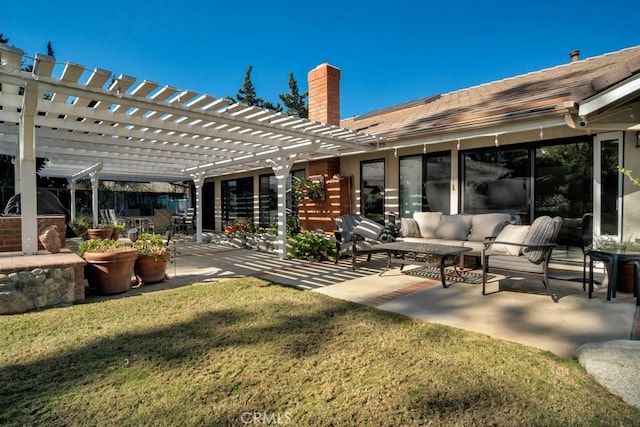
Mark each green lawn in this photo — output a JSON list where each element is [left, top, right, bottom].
[[1, 278, 638, 426]]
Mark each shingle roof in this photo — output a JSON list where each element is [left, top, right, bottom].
[[341, 46, 640, 141]]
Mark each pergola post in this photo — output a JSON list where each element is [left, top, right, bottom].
[[18, 81, 39, 254], [270, 156, 295, 259], [68, 179, 77, 222], [193, 174, 205, 244], [90, 171, 100, 228]]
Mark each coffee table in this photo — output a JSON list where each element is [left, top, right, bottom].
[[376, 241, 472, 288]]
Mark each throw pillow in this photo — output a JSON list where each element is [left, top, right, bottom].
[[522, 216, 557, 263], [352, 218, 384, 240], [435, 214, 473, 241], [468, 213, 511, 242], [413, 212, 443, 238], [400, 218, 421, 237], [491, 225, 530, 256]]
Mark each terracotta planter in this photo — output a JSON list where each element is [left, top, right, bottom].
[[604, 261, 636, 293], [87, 228, 114, 240], [135, 251, 171, 285], [224, 225, 237, 234], [84, 248, 139, 294]]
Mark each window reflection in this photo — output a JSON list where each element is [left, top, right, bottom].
[[361, 160, 385, 223], [222, 177, 253, 224], [463, 148, 529, 220], [399, 153, 451, 217]]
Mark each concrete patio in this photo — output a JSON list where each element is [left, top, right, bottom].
[[105, 237, 638, 359]]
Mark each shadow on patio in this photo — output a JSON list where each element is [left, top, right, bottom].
[[86, 237, 638, 358]]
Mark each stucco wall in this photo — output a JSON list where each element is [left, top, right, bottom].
[[623, 131, 640, 241]]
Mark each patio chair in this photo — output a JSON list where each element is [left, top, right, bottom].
[[150, 209, 172, 235], [334, 214, 386, 270], [482, 216, 563, 302], [181, 207, 195, 235]]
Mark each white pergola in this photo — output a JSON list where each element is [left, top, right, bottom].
[[0, 44, 382, 257]]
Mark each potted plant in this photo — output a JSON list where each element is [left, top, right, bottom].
[[224, 221, 237, 234], [233, 217, 251, 232], [111, 222, 127, 240], [132, 233, 171, 285], [87, 223, 115, 240], [292, 176, 325, 201], [78, 238, 138, 294], [69, 216, 91, 239]]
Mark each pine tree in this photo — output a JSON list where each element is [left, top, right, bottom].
[[234, 65, 283, 112], [236, 65, 259, 106], [279, 73, 308, 118], [262, 100, 283, 112]]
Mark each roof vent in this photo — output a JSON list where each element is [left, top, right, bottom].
[[569, 49, 580, 63]]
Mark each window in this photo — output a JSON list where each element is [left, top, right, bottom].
[[462, 136, 592, 228], [534, 141, 592, 219], [258, 169, 306, 228], [462, 147, 529, 220], [258, 174, 277, 228], [399, 152, 451, 217], [361, 159, 385, 223], [221, 177, 253, 224]]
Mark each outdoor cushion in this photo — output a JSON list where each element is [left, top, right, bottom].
[[413, 212, 443, 238], [468, 213, 511, 242], [435, 214, 472, 241], [487, 254, 546, 274], [335, 214, 362, 243], [522, 216, 556, 263], [490, 225, 530, 256], [400, 218, 421, 237], [352, 217, 384, 240]]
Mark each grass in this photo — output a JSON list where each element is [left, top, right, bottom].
[[1, 277, 639, 426]]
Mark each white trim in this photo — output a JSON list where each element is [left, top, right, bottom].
[[578, 73, 640, 118], [593, 131, 624, 240], [386, 117, 567, 150]]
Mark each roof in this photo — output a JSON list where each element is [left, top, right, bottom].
[[341, 46, 640, 142], [0, 44, 381, 183]]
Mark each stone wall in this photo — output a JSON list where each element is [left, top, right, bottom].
[[0, 251, 86, 315]]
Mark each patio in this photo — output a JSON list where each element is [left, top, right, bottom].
[[92, 235, 639, 359]]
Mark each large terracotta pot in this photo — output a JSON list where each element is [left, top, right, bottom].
[[87, 228, 114, 240], [135, 251, 171, 285], [84, 248, 139, 294]]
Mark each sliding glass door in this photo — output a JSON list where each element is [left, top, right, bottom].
[[594, 132, 623, 239]]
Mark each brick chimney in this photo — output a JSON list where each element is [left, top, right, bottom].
[[308, 63, 340, 125], [569, 49, 580, 63]]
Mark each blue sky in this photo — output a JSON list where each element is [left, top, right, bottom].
[[2, 1, 638, 119]]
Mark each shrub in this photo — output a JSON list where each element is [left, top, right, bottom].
[[77, 238, 127, 257], [289, 231, 334, 261], [131, 233, 169, 260]]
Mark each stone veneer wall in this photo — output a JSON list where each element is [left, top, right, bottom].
[[0, 250, 86, 315]]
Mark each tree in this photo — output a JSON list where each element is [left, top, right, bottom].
[[236, 65, 259, 107], [234, 65, 283, 112], [0, 33, 8, 44], [279, 73, 308, 118]]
